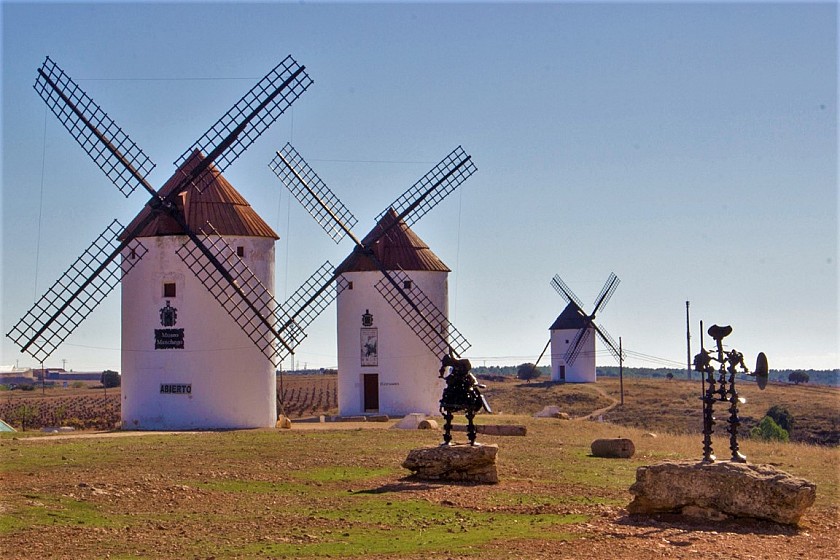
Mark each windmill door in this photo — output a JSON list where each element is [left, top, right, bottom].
[[558, 365, 566, 382], [363, 374, 379, 412]]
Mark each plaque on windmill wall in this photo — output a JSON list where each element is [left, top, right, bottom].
[[155, 329, 184, 349], [361, 327, 378, 367], [160, 383, 191, 394], [155, 300, 184, 349]]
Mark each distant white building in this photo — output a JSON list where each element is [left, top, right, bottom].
[[550, 303, 597, 383], [120, 151, 278, 430], [335, 210, 447, 417]]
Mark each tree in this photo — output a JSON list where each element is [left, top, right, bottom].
[[750, 416, 789, 442], [14, 403, 37, 432], [516, 363, 542, 383], [101, 370, 121, 388], [788, 371, 809, 385], [766, 404, 795, 434]]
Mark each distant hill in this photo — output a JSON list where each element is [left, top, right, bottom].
[[470, 364, 839, 388]]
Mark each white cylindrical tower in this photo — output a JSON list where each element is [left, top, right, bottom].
[[549, 304, 597, 383], [120, 152, 279, 429], [335, 210, 448, 417]]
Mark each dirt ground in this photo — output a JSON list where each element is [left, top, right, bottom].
[[3, 424, 838, 560]]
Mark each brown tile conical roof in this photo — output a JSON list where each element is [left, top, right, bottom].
[[121, 150, 278, 240], [335, 209, 449, 274]]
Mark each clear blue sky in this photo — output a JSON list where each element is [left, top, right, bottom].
[[2, 1, 837, 373]]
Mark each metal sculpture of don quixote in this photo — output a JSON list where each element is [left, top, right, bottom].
[[438, 355, 491, 446], [693, 322, 768, 463]]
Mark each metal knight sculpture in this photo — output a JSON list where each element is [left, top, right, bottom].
[[438, 355, 491, 446], [693, 323, 768, 463]]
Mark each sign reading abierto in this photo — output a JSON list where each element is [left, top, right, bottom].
[[160, 383, 191, 395], [155, 328, 184, 349]]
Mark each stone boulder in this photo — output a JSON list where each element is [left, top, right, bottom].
[[402, 444, 499, 484], [627, 460, 816, 525], [393, 413, 426, 429], [591, 438, 635, 458], [534, 405, 561, 418]]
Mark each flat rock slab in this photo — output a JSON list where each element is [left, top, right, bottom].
[[402, 444, 499, 484], [628, 460, 816, 525]]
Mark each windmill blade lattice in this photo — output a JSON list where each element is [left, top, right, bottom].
[[550, 274, 585, 311], [175, 224, 295, 362], [564, 323, 592, 366], [376, 146, 477, 228], [273, 261, 338, 355], [176, 56, 312, 182], [595, 322, 624, 362], [269, 143, 358, 243], [592, 272, 620, 315], [6, 220, 147, 363], [34, 57, 157, 198], [374, 269, 471, 359]]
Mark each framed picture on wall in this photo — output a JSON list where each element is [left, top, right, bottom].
[[361, 327, 378, 367]]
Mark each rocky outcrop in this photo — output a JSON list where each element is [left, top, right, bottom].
[[402, 444, 499, 484], [627, 460, 816, 525], [591, 438, 635, 458]]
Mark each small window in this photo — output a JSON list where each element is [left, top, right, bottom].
[[403, 280, 412, 290], [129, 248, 137, 260], [236, 246, 245, 258], [348, 281, 354, 290], [163, 282, 177, 298]]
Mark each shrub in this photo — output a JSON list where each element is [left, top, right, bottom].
[[101, 370, 121, 388], [750, 415, 789, 442], [788, 371, 810, 384], [516, 363, 542, 383], [766, 404, 795, 434]]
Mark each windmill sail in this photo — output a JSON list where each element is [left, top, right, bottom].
[[6, 221, 147, 363], [176, 56, 312, 180], [34, 57, 157, 198], [374, 269, 471, 358], [376, 146, 476, 228], [269, 143, 358, 243]]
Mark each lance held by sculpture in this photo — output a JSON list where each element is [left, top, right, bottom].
[[693, 323, 768, 463], [438, 355, 492, 445]]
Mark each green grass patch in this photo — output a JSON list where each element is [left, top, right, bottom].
[[232, 497, 584, 558], [194, 479, 311, 494], [293, 465, 395, 484], [488, 490, 619, 507], [0, 494, 122, 533]]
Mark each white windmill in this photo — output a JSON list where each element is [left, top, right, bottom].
[[547, 273, 624, 383], [269, 144, 477, 417], [5, 56, 341, 430]]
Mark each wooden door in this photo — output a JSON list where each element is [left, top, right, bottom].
[[363, 374, 379, 412]]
